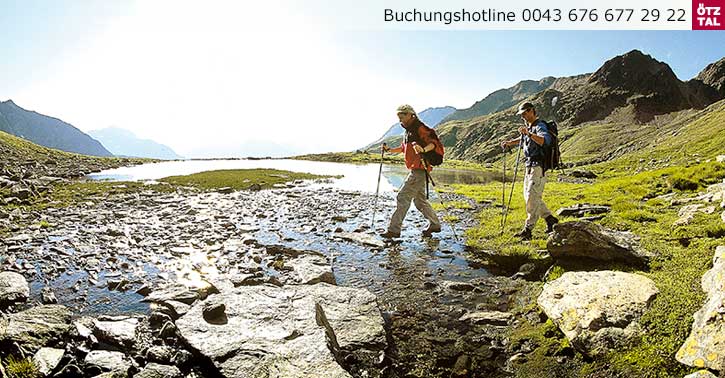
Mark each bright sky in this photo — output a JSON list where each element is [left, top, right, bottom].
[[1, 1, 724, 158]]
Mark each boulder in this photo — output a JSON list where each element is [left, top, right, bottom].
[[133, 363, 182, 378], [84, 350, 131, 374], [676, 246, 725, 371], [538, 271, 658, 356], [32, 347, 65, 376], [547, 221, 654, 267], [555, 204, 611, 218], [0, 271, 30, 305], [717, 155, 725, 163], [175, 283, 386, 378], [93, 316, 139, 349], [0, 305, 72, 353]]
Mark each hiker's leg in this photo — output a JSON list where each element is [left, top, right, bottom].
[[523, 167, 535, 229], [412, 170, 441, 228], [387, 172, 416, 234], [525, 166, 547, 229], [537, 171, 553, 219]]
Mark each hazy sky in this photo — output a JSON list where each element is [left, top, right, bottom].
[[1, 1, 724, 157]]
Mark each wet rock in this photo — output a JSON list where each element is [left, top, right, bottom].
[[458, 311, 513, 326], [217, 187, 234, 194], [441, 281, 475, 292], [84, 350, 131, 374], [0, 271, 30, 305], [555, 204, 610, 218], [41, 287, 58, 304], [145, 346, 175, 364], [133, 363, 182, 378], [202, 298, 227, 325], [334, 232, 385, 248], [547, 221, 654, 267], [144, 284, 198, 306], [32, 347, 64, 376], [93, 316, 139, 349], [248, 183, 262, 191], [0, 305, 72, 353], [676, 246, 725, 371], [281, 254, 336, 285], [538, 271, 658, 356], [175, 283, 386, 378]]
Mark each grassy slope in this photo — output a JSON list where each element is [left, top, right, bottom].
[[452, 101, 725, 377], [0, 129, 150, 174]]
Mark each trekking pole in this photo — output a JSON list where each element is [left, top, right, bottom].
[[502, 131, 524, 233], [421, 158, 459, 242], [500, 146, 506, 235], [550, 96, 566, 176], [371, 143, 386, 228]]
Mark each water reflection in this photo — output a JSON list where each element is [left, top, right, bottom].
[[88, 159, 496, 193]]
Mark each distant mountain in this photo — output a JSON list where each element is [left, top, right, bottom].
[[364, 106, 456, 150], [88, 127, 182, 160], [0, 100, 112, 157], [374, 106, 456, 141], [442, 77, 556, 123]]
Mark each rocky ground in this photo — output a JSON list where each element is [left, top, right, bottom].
[[0, 175, 544, 378]]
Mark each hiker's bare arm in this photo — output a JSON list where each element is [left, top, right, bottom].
[[413, 143, 436, 154], [384, 145, 403, 153]]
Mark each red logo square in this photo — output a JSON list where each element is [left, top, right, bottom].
[[693, 0, 725, 29]]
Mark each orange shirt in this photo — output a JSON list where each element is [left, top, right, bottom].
[[401, 122, 436, 172]]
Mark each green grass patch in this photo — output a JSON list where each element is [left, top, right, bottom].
[[159, 169, 334, 190], [3, 355, 39, 378], [454, 161, 725, 377]]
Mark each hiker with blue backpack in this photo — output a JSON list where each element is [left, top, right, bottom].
[[500, 102, 559, 240]]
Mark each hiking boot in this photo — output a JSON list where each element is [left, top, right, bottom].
[[514, 227, 532, 241], [545, 215, 559, 233], [422, 224, 442, 237], [380, 230, 401, 239]]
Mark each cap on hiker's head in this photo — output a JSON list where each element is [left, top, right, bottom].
[[516, 102, 535, 115], [396, 104, 416, 115]]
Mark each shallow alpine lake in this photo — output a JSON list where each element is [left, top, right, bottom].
[[85, 158, 497, 190]]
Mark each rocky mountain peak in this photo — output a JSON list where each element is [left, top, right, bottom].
[[695, 57, 725, 97], [589, 49, 679, 91]]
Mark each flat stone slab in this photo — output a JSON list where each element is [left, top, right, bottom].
[[333, 232, 385, 248], [677, 246, 725, 371], [538, 271, 658, 356], [458, 311, 513, 326], [175, 283, 386, 378], [0, 305, 72, 353]]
